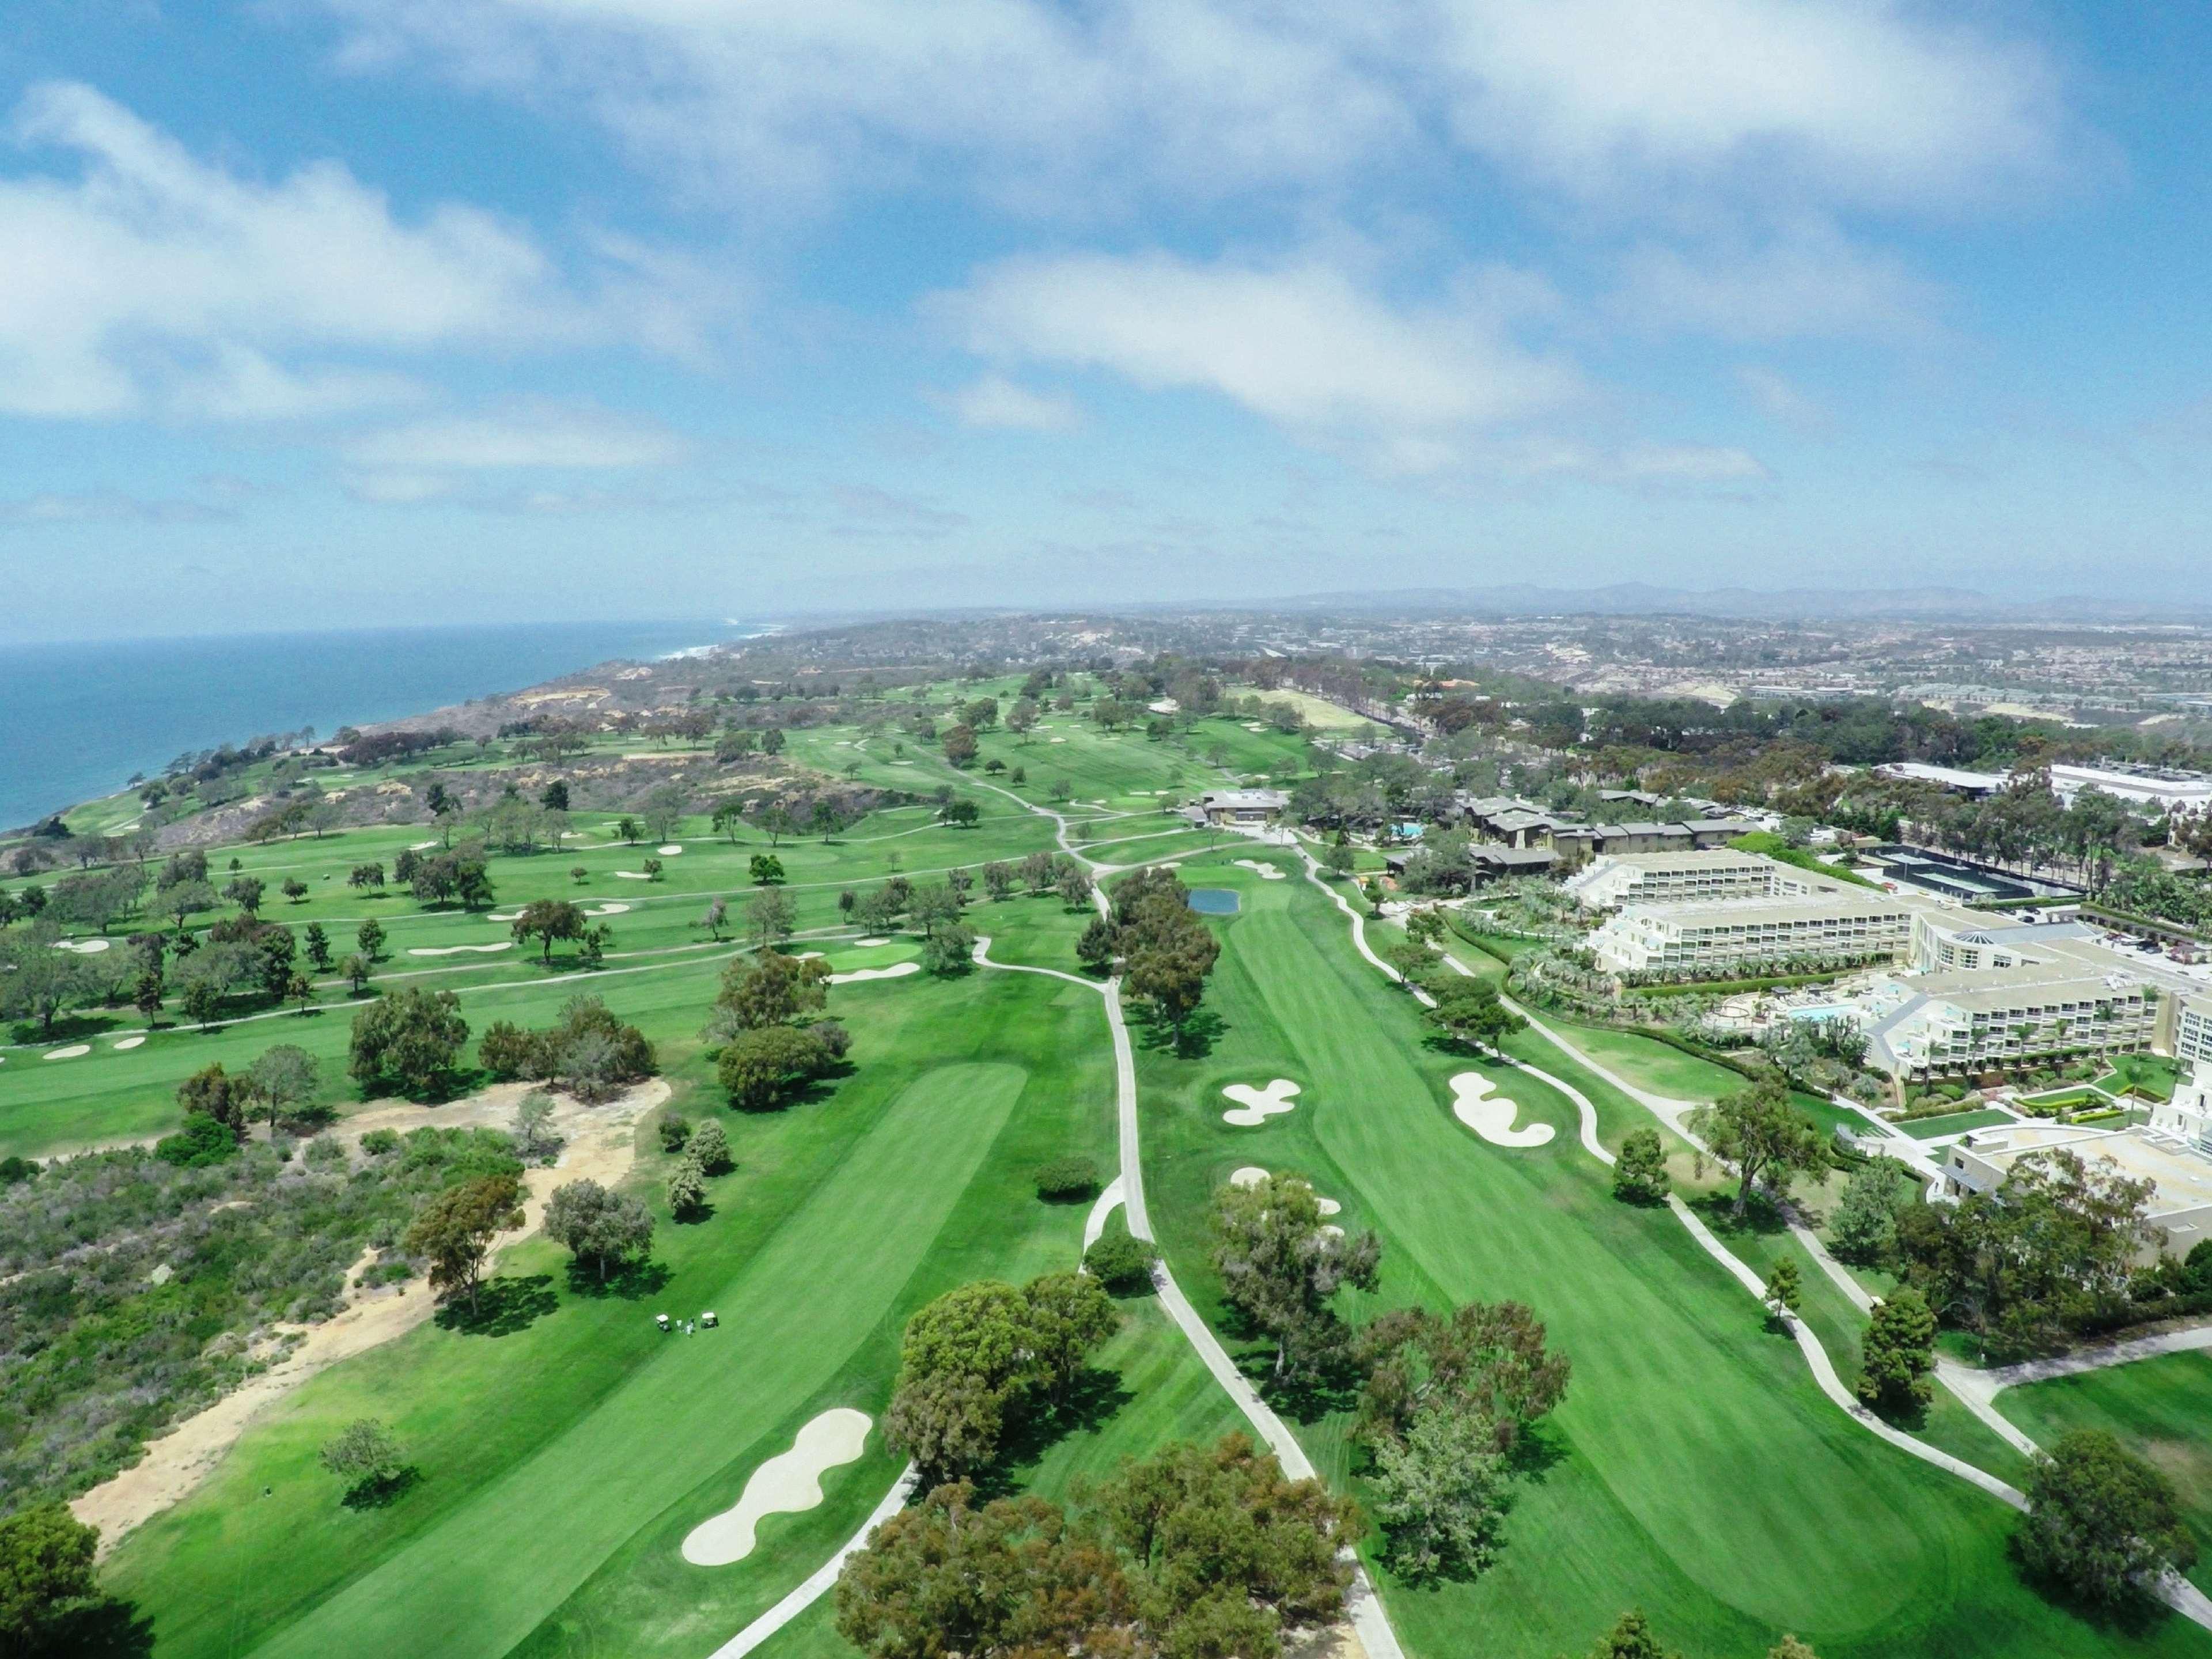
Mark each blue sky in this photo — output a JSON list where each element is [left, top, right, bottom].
[[2, 1, 2209, 640]]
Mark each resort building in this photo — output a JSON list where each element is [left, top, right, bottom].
[[1940, 1122, 2212, 1263], [2048, 762, 2212, 813], [1569, 850, 1919, 975], [1588, 888, 1916, 975], [1195, 789, 1287, 827], [1861, 961, 2160, 1081]]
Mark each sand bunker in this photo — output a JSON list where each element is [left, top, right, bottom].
[[1449, 1073, 1554, 1149], [1316, 1196, 1342, 1216], [657, 844, 684, 855], [1233, 859, 1286, 881], [113, 1036, 145, 1052], [1222, 1079, 1301, 1127], [54, 938, 112, 954], [827, 962, 921, 985], [487, 911, 524, 922], [410, 840, 440, 850], [681, 1409, 873, 1567], [1049, 737, 1067, 743], [613, 870, 656, 880], [1321, 1224, 1346, 1238], [44, 1044, 91, 1060], [853, 936, 892, 947], [407, 942, 514, 958], [588, 902, 632, 916]]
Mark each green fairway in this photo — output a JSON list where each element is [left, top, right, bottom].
[[1132, 855, 2211, 1659], [1999, 1352, 2212, 1594]]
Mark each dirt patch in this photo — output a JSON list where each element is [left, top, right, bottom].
[[1284, 1623, 1369, 1659], [71, 1078, 668, 1554]]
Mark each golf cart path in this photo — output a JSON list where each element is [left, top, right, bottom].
[[1300, 857, 2212, 1630]]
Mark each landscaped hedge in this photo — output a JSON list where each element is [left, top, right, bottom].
[[1631, 967, 1858, 998]]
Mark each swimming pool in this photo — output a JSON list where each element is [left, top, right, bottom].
[[1187, 888, 1241, 915]]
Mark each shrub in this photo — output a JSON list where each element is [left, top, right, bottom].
[[688, 1118, 733, 1175], [657, 1115, 692, 1153], [359, 1128, 400, 1157], [1034, 1156, 1103, 1202], [1082, 1232, 1157, 1293], [155, 1113, 237, 1168], [718, 1024, 838, 1110]]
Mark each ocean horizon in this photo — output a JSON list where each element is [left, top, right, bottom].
[[0, 620, 747, 831]]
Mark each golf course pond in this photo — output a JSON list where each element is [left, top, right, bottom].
[[1186, 888, 1240, 915]]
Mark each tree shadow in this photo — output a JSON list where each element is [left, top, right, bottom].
[[1688, 1191, 1789, 1241], [33, 1595, 155, 1658], [972, 1367, 1136, 1500], [434, 1274, 558, 1336], [565, 1256, 673, 1300], [1506, 1420, 1569, 1484], [2013, 1551, 2175, 1639], [672, 1201, 717, 1225], [340, 1465, 422, 1510]]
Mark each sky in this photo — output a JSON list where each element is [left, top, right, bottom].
[[2, 0, 2210, 641]]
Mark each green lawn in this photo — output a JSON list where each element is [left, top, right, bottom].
[[1999, 1352, 2212, 1594], [1132, 857, 2210, 1659]]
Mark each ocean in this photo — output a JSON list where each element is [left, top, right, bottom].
[[0, 621, 746, 831]]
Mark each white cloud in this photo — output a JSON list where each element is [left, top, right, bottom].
[[1613, 221, 1944, 342], [1423, 0, 2068, 208], [943, 375, 1079, 431], [0, 82, 694, 421], [938, 250, 1581, 470], [318, 1, 2074, 219], [344, 403, 690, 471]]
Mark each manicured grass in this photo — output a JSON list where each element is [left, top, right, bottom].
[[1900, 1109, 2018, 1140], [1134, 859, 2209, 1658], [2094, 1054, 2184, 1102], [1999, 1352, 2212, 1594], [108, 966, 1123, 1659]]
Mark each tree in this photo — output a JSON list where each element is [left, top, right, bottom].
[[668, 1157, 707, 1218], [349, 862, 385, 891], [1584, 1609, 1685, 1659], [542, 1179, 656, 1282], [350, 986, 469, 1099], [224, 875, 265, 914], [404, 1173, 524, 1312], [688, 1116, 732, 1174], [512, 898, 588, 964], [1083, 1232, 1157, 1293], [1763, 1257, 1802, 1325], [2016, 1429, 2196, 1605], [245, 1044, 321, 1128], [761, 726, 785, 755], [1368, 1401, 1509, 1581], [340, 953, 372, 994], [1076, 915, 1116, 974], [1612, 1128, 1669, 1203], [1857, 1288, 1938, 1415], [921, 921, 976, 975], [0, 925, 103, 1037], [0, 1502, 100, 1647], [162, 876, 218, 928], [886, 1280, 1035, 1482], [714, 949, 828, 1031], [179, 1062, 251, 1141], [982, 861, 1014, 902], [1211, 1173, 1380, 1384], [513, 1090, 562, 1161], [942, 725, 978, 767], [1831, 1156, 1907, 1266], [1355, 1300, 1570, 1456], [699, 896, 727, 941], [1768, 1640, 1820, 1659], [1422, 976, 1525, 1054], [836, 1483, 1132, 1659], [1687, 1077, 1826, 1218], [642, 783, 687, 842], [616, 816, 641, 844], [357, 916, 387, 960], [718, 1023, 838, 1109], [1054, 861, 1092, 909], [319, 1418, 406, 1501], [282, 877, 309, 904], [748, 853, 786, 885], [540, 779, 570, 812], [746, 885, 796, 948], [304, 921, 332, 972], [1020, 1271, 1119, 1404]]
